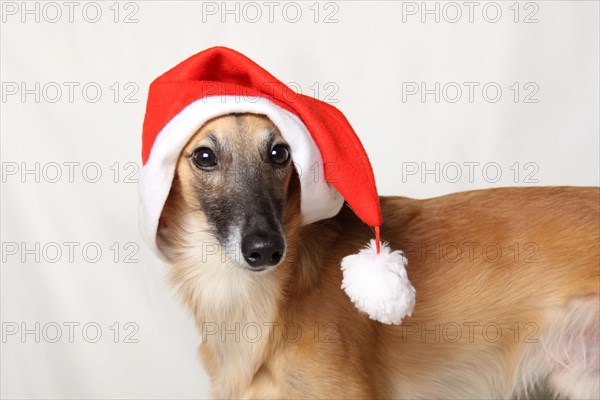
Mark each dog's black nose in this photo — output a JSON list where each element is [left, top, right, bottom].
[[241, 233, 285, 268]]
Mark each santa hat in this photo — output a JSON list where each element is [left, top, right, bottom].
[[139, 46, 415, 325]]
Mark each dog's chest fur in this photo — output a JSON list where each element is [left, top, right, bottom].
[[167, 216, 287, 398]]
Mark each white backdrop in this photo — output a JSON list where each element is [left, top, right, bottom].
[[1, 1, 598, 399]]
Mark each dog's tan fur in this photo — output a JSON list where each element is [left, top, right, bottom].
[[158, 114, 600, 399]]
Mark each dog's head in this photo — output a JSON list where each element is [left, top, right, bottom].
[[158, 113, 301, 272]]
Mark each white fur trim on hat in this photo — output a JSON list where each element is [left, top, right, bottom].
[[139, 96, 344, 261]]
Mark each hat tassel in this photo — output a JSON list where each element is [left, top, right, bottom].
[[375, 226, 381, 254], [340, 226, 416, 325]]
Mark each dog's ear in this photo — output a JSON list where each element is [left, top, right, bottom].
[[155, 175, 184, 263], [156, 221, 177, 264], [285, 166, 301, 208]]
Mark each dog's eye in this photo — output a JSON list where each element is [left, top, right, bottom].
[[192, 147, 218, 169], [270, 144, 290, 166]]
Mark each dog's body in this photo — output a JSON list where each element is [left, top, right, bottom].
[[158, 114, 599, 399]]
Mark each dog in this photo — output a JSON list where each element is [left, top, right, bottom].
[[157, 113, 599, 399]]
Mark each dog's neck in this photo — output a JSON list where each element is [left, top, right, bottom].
[[165, 216, 344, 397]]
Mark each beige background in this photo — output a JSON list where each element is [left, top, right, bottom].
[[1, 1, 598, 398]]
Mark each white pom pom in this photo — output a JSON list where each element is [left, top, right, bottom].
[[341, 240, 416, 325]]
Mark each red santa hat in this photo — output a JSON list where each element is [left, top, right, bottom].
[[139, 47, 415, 324]]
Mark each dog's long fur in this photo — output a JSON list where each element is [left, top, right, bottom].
[[158, 114, 600, 399]]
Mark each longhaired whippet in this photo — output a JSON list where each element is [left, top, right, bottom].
[[153, 113, 598, 399], [139, 48, 599, 399]]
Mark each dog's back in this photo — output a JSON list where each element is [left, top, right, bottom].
[[374, 188, 598, 398]]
